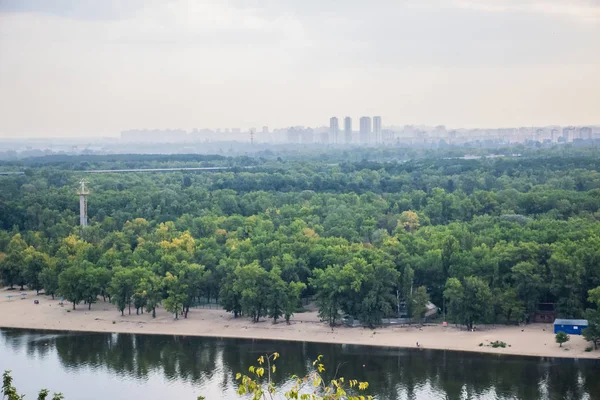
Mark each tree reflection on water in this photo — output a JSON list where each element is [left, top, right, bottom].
[[2, 328, 599, 400]]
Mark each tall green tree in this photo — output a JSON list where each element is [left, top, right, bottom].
[[220, 277, 242, 318], [411, 286, 430, 322], [39, 262, 59, 299], [266, 268, 287, 323], [311, 266, 348, 327], [284, 281, 306, 324], [583, 309, 600, 350], [58, 266, 85, 310], [132, 287, 147, 315], [443, 278, 464, 325], [233, 262, 269, 322], [358, 261, 398, 328], [81, 266, 103, 310], [401, 266, 415, 317], [0, 234, 27, 289], [108, 267, 138, 316], [496, 287, 526, 324], [138, 274, 163, 318], [97, 268, 112, 302], [583, 287, 600, 350], [444, 276, 492, 330], [440, 236, 459, 317], [163, 272, 187, 319], [511, 261, 542, 321], [23, 247, 50, 294], [179, 262, 206, 318], [549, 248, 584, 318]]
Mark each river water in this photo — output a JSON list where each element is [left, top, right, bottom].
[[1, 328, 598, 400]]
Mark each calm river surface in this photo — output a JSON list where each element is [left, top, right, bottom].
[[1, 328, 599, 400]]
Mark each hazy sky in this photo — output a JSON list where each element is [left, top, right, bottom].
[[0, 0, 599, 137]]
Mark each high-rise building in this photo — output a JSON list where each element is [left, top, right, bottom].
[[373, 116, 382, 144], [535, 129, 544, 142], [359, 116, 371, 144], [344, 117, 352, 144], [287, 127, 301, 144], [301, 128, 314, 144], [448, 130, 458, 144], [562, 127, 575, 142], [381, 129, 393, 144], [329, 117, 339, 144], [579, 127, 592, 140], [262, 126, 269, 134]]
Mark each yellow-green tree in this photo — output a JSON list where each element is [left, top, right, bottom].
[[231, 353, 372, 400], [2, 370, 63, 400]]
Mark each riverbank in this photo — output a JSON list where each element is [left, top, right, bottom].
[[1, 289, 597, 359]]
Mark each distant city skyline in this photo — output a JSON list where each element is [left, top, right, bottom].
[[2, 120, 598, 143], [118, 124, 600, 147], [1, 1, 599, 138], [5, 116, 600, 139]]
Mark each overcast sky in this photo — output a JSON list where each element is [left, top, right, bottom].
[[0, 0, 599, 137]]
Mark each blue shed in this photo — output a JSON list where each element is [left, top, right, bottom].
[[553, 319, 588, 335]]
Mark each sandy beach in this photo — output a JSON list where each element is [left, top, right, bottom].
[[1, 289, 597, 360]]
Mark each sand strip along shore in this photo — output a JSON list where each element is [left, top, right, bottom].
[[1, 289, 598, 360]]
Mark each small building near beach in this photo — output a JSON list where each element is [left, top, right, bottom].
[[533, 302, 556, 323], [553, 319, 588, 335]]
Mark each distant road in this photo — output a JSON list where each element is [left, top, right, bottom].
[[0, 171, 25, 175]]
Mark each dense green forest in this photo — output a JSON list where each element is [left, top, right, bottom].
[[2, 148, 600, 334]]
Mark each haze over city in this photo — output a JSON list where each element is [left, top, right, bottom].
[[1, 0, 599, 138]]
